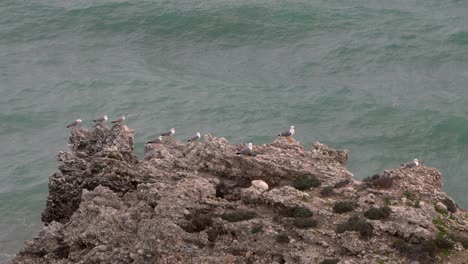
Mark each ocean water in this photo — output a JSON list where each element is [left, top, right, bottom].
[[1, 0, 468, 260]]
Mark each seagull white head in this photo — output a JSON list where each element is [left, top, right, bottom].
[[171, 128, 175, 134], [414, 159, 419, 165], [121, 115, 126, 121], [103, 115, 108, 120], [76, 119, 82, 123], [248, 142, 253, 149], [196, 132, 201, 137], [290, 126, 295, 130], [159, 135, 163, 140]]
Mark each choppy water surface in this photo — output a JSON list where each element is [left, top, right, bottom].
[[1, 0, 468, 260]]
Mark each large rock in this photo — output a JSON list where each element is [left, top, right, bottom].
[[11, 125, 467, 264]]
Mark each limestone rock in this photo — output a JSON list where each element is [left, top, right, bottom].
[[435, 202, 448, 213], [251, 180, 269, 192], [10, 124, 467, 264]]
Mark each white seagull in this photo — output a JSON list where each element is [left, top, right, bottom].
[[93, 115, 108, 123], [161, 128, 175, 137], [237, 142, 253, 156], [401, 159, 419, 168], [111, 115, 126, 123], [147, 136, 163, 144], [67, 119, 82, 128], [278, 125, 295, 137], [188, 132, 201, 142]]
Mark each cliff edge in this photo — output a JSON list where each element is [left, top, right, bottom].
[[11, 124, 467, 264]]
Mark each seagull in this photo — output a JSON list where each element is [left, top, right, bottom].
[[237, 142, 253, 156], [278, 125, 295, 137], [188, 132, 201, 142], [401, 159, 419, 168], [111, 115, 125, 123], [93, 115, 108, 123], [66, 119, 82, 128], [147, 136, 163, 144], [161, 128, 175, 137]]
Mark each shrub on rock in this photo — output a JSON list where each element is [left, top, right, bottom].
[[333, 179, 350, 189], [181, 213, 213, 233], [336, 216, 373, 238], [220, 210, 256, 222], [434, 235, 454, 249], [363, 174, 393, 189], [319, 259, 340, 264], [364, 206, 392, 220], [441, 197, 457, 213], [293, 217, 318, 229], [282, 206, 313, 218], [251, 224, 263, 234], [292, 174, 321, 190], [276, 233, 290, 244], [392, 239, 436, 262], [333, 201, 356, 214], [320, 186, 335, 197], [449, 233, 468, 249]]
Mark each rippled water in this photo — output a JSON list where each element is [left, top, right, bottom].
[[1, 0, 468, 260]]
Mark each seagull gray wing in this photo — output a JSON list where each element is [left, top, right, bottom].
[[112, 116, 124, 123], [188, 134, 200, 142], [147, 138, 162, 144], [67, 120, 78, 128], [93, 116, 105, 122], [279, 130, 292, 137], [237, 146, 251, 155], [401, 160, 416, 168]]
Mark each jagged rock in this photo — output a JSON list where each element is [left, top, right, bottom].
[[338, 231, 367, 255], [371, 206, 435, 243], [10, 125, 468, 264]]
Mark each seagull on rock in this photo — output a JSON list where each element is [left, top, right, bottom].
[[237, 143, 253, 156], [188, 132, 201, 142], [401, 159, 419, 168], [111, 115, 125, 123], [93, 115, 108, 123], [67, 119, 82, 128], [161, 128, 175, 137], [278, 125, 295, 137], [147, 136, 163, 144]]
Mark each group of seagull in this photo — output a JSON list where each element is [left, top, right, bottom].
[[67, 118, 419, 166], [67, 117, 295, 155], [66, 114, 125, 128]]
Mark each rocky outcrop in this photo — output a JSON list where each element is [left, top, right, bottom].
[[12, 125, 467, 264]]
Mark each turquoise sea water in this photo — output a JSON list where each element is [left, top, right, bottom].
[[1, 0, 468, 260]]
